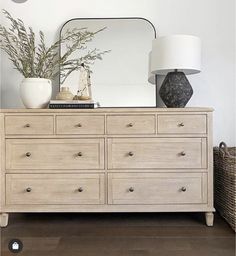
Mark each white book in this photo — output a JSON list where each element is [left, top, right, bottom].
[[50, 100, 98, 104]]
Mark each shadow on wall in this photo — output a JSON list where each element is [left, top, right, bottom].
[[11, 0, 28, 3]]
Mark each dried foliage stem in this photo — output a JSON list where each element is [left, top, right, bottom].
[[0, 10, 110, 84]]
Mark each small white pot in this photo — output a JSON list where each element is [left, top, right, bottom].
[[20, 78, 52, 109]]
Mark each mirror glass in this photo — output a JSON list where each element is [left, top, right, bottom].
[[60, 18, 156, 107]]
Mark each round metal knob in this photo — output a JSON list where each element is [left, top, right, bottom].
[[25, 124, 30, 128], [128, 152, 134, 157], [26, 187, 32, 192], [76, 123, 82, 128], [129, 187, 134, 192], [77, 152, 83, 157], [78, 187, 83, 192], [180, 151, 186, 156], [178, 123, 185, 127], [127, 123, 133, 127], [181, 187, 187, 192], [25, 152, 31, 157]]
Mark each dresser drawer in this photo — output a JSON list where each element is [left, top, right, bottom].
[[6, 139, 104, 170], [157, 115, 207, 134], [6, 174, 105, 205], [108, 173, 207, 205], [56, 115, 105, 135], [107, 115, 156, 134], [5, 115, 54, 135], [108, 138, 206, 169]]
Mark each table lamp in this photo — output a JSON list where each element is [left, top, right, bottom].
[[151, 35, 201, 107]]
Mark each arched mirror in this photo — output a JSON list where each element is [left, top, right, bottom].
[[60, 18, 156, 107]]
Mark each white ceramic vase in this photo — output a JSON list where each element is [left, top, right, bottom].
[[20, 78, 52, 109]]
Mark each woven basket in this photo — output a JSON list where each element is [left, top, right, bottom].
[[214, 142, 236, 232]]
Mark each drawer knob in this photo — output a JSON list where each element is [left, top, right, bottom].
[[25, 124, 31, 128], [178, 123, 185, 127], [25, 152, 31, 157], [78, 187, 83, 192], [181, 187, 187, 192], [77, 152, 83, 157], [75, 123, 82, 128], [180, 151, 186, 156], [128, 152, 134, 157], [129, 187, 134, 192], [26, 187, 32, 192], [127, 123, 134, 127]]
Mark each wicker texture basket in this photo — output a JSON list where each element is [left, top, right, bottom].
[[214, 142, 236, 232]]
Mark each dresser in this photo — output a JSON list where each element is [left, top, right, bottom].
[[0, 108, 215, 227]]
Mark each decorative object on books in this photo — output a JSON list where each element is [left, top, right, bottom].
[[214, 142, 236, 232], [150, 35, 201, 108], [56, 87, 74, 101], [20, 78, 52, 109], [76, 64, 92, 100], [0, 10, 109, 109]]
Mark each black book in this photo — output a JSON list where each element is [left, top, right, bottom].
[[49, 100, 100, 109]]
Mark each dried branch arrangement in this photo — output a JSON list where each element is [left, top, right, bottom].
[[0, 10, 110, 84]]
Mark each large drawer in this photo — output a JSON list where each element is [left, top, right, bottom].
[[5, 115, 54, 135], [56, 115, 105, 135], [6, 174, 105, 205], [108, 173, 207, 205], [106, 115, 156, 135], [6, 139, 104, 170], [108, 138, 206, 169], [157, 114, 207, 134]]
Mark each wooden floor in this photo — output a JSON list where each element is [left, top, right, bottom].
[[0, 212, 235, 256]]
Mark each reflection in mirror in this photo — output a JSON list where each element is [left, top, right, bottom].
[[60, 18, 156, 107]]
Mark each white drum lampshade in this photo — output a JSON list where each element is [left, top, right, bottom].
[[150, 35, 202, 108], [151, 35, 201, 75]]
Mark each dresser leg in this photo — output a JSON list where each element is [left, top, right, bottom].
[[0, 213, 9, 227], [205, 212, 214, 227]]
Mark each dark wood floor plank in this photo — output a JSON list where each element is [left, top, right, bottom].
[[1, 213, 235, 256]]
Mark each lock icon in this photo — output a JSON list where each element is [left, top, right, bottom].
[[12, 242, 19, 250]]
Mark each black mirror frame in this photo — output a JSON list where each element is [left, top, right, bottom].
[[59, 17, 157, 108]]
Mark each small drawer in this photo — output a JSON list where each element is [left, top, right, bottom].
[[6, 174, 105, 205], [5, 115, 54, 135], [107, 115, 156, 135], [108, 138, 206, 169], [157, 115, 207, 134], [108, 173, 207, 205], [6, 139, 104, 170], [56, 115, 105, 135]]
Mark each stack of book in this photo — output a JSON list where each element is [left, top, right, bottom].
[[49, 100, 100, 109]]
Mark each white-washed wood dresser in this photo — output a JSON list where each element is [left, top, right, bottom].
[[0, 108, 215, 227]]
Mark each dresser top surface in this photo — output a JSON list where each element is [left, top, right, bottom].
[[0, 107, 214, 113]]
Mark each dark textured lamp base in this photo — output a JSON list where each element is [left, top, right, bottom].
[[159, 71, 193, 108]]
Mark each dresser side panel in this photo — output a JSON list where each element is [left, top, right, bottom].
[[0, 114, 5, 211]]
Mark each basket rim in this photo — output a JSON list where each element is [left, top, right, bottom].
[[214, 142, 236, 159]]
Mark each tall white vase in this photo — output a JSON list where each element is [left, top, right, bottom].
[[20, 78, 52, 109]]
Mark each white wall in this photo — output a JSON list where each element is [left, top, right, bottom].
[[0, 0, 235, 145]]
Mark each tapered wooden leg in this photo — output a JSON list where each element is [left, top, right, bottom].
[[0, 213, 9, 227], [205, 212, 214, 227]]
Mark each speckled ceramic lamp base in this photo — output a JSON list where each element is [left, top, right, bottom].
[[159, 71, 193, 108]]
